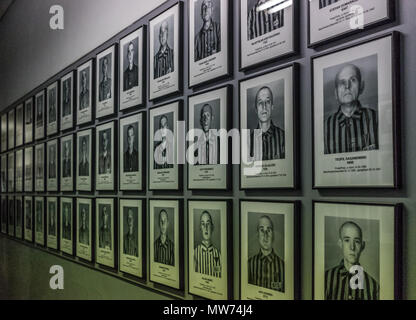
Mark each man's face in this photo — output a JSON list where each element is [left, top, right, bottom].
[[159, 23, 168, 47], [81, 210, 86, 227], [339, 224, 364, 265], [335, 65, 363, 105], [103, 207, 108, 227], [200, 213, 212, 242], [102, 58, 108, 77], [103, 132, 108, 150], [201, 0, 213, 22], [82, 140, 87, 155], [159, 211, 168, 235], [127, 128, 135, 148], [128, 43, 134, 65], [200, 106, 213, 133], [258, 217, 273, 251], [160, 117, 169, 138], [255, 88, 273, 123]]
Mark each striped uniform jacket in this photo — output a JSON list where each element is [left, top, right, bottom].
[[250, 122, 285, 161], [324, 105, 378, 154], [248, 250, 285, 292], [325, 261, 379, 300], [194, 20, 221, 62], [247, 1, 284, 41], [195, 132, 220, 165], [194, 243, 221, 278], [154, 235, 174, 266], [319, 0, 340, 9], [154, 45, 174, 79]]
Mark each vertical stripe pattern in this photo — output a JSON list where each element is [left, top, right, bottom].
[[248, 250, 285, 292], [154, 236, 175, 266], [319, 0, 340, 9], [154, 46, 174, 79], [251, 122, 285, 161], [195, 20, 221, 61], [194, 244, 221, 278], [247, 2, 284, 41]]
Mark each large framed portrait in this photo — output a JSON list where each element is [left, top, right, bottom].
[[119, 199, 145, 278], [149, 199, 183, 290], [76, 198, 93, 262], [16, 104, 24, 147], [96, 198, 115, 268], [35, 143, 45, 192], [189, 0, 231, 87], [8, 196, 14, 237], [24, 196, 33, 242], [35, 90, 45, 140], [25, 97, 34, 143], [1, 196, 7, 234], [76, 129, 93, 191], [46, 82, 59, 136], [96, 45, 116, 119], [61, 71, 74, 131], [187, 86, 231, 190], [119, 27, 145, 110], [15, 196, 23, 239], [61, 197, 74, 255], [96, 121, 115, 191], [308, 0, 395, 48], [312, 32, 400, 188], [15, 149, 23, 192], [149, 101, 181, 190], [46, 139, 59, 192], [240, 200, 300, 300], [0, 155, 6, 193], [7, 152, 14, 192], [188, 199, 232, 300], [8, 108, 15, 150], [313, 201, 402, 300], [77, 60, 93, 125], [24, 146, 33, 192], [61, 134, 74, 192], [149, 2, 183, 100], [239, 0, 298, 70], [119, 113, 144, 191], [240, 64, 297, 189], [1, 113, 7, 152], [34, 196, 45, 246], [47, 197, 59, 250]]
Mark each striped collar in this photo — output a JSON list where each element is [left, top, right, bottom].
[[157, 45, 172, 58], [256, 121, 279, 137], [257, 249, 277, 262], [338, 259, 361, 277], [200, 242, 215, 252], [336, 102, 364, 126]]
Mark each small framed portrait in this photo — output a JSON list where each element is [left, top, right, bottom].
[[8, 196, 15, 237], [240, 64, 298, 189], [34, 196, 45, 246], [76, 198, 93, 262], [60, 197, 74, 255], [15, 196, 24, 239], [1, 155, 6, 193], [7, 152, 14, 192], [96, 121, 115, 191], [187, 86, 231, 190], [149, 199, 183, 290], [313, 201, 402, 300], [8, 108, 15, 150], [24, 196, 33, 242], [189, 0, 231, 87], [46, 82, 59, 136], [15, 149, 23, 192], [76, 129, 93, 191], [35, 143, 45, 192], [149, 2, 183, 100], [61, 71, 74, 131], [96, 198, 115, 268], [77, 60, 93, 125], [239, 0, 298, 70], [312, 32, 400, 188], [25, 97, 34, 143], [47, 197, 59, 250], [188, 199, 232, 300], [1, 196, 7, 234], [149, 101, 182, 190], [308, 0, 395, 47], [119, 199, 145, 278], [35, 90, 45, 140], [240, 200, 300, 300], [16, 104, 24, 147], [46, 139, 59, 192], [61, 134, 74, 192], [96, 45, 116, 119], [119, 27, 145, 110], [24, 146, 33, 192], [1, 113, 7, 152]]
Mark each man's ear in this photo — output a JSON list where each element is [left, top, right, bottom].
[[359, 80, 365, 95], [337, 238, 343, 249], [334, 88, 339, 101], [361, 241, 366, 252]]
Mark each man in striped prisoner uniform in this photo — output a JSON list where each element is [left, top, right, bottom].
[[194, 211, 221, 278], [248, 215, 284, 292], [325, 221, 379, 300], [319, 0, 340, 9], [324, 64, 378, 154], [154, 209, 174, 266], [194, 0, 221, 62], [247, 0, 284, 41], [154, 20, 174, 79]]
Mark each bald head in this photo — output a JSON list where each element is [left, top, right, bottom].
[[338, 221, 362, 240], [159, 21, 169, 47], [334, 64, 364, 106]]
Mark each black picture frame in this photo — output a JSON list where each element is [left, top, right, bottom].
[[96, 120, 117, 192], [60, 196, 75, 257]]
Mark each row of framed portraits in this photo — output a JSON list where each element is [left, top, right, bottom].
[[0, 197, 402, 300]]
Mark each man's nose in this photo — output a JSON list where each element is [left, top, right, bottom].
[[350, 241, 355, 250]]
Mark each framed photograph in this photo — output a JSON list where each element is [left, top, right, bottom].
[[1, 113, 7, 152], [8, 108, 15, 150], [1, 155, 6, 193], [149, 2, 183, 100], [96, 121, 115, 191], [24, 146, 33, 192], [61, 71, 74, 131], [77, 60, 93, 125], [15, 149, 23, 192], [312, 32, 400, 188], [76, 198, 93, 262], [119, 199, 145, 278], [25, 97, 34, 143], [8, 196, 14, 237], [47, 197, 59, 250], [35, 90, 45, 140], [188, 86, 231, 190], [188, 199, 232, 300], [239, 0, 298, 70], [60, 134, 74, 192], [46, 139, 59, 191], [313, 201, 402, 300], [119, 27, 145, 110], [15, 196, 23, 239], [119, 113, 144, 191], [24, 196, 33, 242], [76, 129, 92, 191], [149, 199, 183, 290], [61, 197, 74, 255], [149, 101, 181, 190], [189, 0, 231, 87], [47, 82, 59, 136], [240, 200, 300, 300], [1, 196, 7, 234], [16, 104, 24, 147], [96, 198, 115, 268], [34, 196, 45, 246], [96, 45, 116, 118], [240, 64, 297, 189], [7, 152, 14, 192], [308, 0, 395, 47], [35, 143, 45, 192]]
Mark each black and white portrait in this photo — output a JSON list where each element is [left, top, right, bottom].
[[61, 72, 73, 130], [247, 0, 284, 41], [48, 143, 57, 179], [78, 203, 90, 246], [96, 47, 115, 118], [62, 201, 72, 241], [1, 114, 7, 152], [62, 139, 72, 178], [123, 207, 138, 257], [77, 199, 92, 259], [153, 112, 174, 170], [7, 153, 14, 192], [48, 200, 57, 237], [319, 0, 340, 9], [16, 104, 23, 146], [123, 39, 139, 91], [8, 109, 14, 150], [35, 92, 45, 140], [1, 156, 6, 193], [153, 15, 175, 79], [25, 98, 33, 143], [77, 130, 92, 192], [15, 149, 23, 192], [99, 53, 112, 102], [98, 129, 111, 174], [78, 136, 89, 177], [153, 207, 175, 266], [123, 123, 138, 173], [24, 197, 33, 241], [96, 122, 114, 191], [98, 204, 112, 250], [24, 147, 33, 192], [35, 197, 44, 245], [15, 197, 23, 239], [47, 83, 58, 136], [77, 60, 92, 125], [35, 145, 44, 192], [48, 87, 57, 123]]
